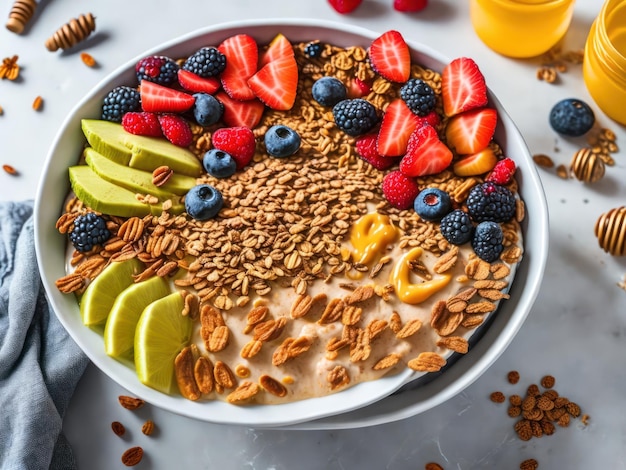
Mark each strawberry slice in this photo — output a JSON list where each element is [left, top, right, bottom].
[[347, 77, 372, 99], [377, 99, 421, 157], [445, 107, 497, 154], [140, 80, 195, 113], [218, 34, 258, 101], [369, 30, 411, 83], [215, 91, 265, 128], [441, 57, 488, 117], [248, 55, 298, 110], [177, 69, 220, 94], [399, 125, 453, 177], [259, 33, 294, 66]]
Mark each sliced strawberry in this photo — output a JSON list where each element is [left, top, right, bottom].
[[369, 30, 411, 83], [177, 69, 220, 94], [441, 57, 488, 117], [399, 125, 453, 177], [355, 134, 399, 170], [215, 91, 265, 128], [140, 80, 195, 113], [218, 34, 258, 101], [377, 99, 421, 157], [248, 55, 298, 110], [259, 33, 294, 66], [158, 114, 193, 147], [452, 147, 498, 177], [416, 110, 441, 129], [445, 107, 497, 155], [347, 77, 372, 99]]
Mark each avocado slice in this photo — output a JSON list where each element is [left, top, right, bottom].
[[69, 166, 186, 217], [84, 147, 196, 197], [81, 119, 203, 177]]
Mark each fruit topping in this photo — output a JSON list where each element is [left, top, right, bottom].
[[381, 170, 420, 210], [304, 41, 323, 58], [413, 187, 452, 221], [549, 98, 595, 137], [312, 76, 348, 107], [452, 147, 498, 176], [355, 134, 398, 170], [377, 98, 420, 157], [445, 107, 497, 155], [332, 98, 379, 136], [202, 149, 237, 179], [218, 34, 258, 101], [466, 182, 516, 223], [416, 110, 441, 129], [369, 30, 411, 83], [140, 80, 195, 114], [181, 46, 226, 78], [485, 157, 516, 185], [135, 55, 179, 85], [328, 0, 363, 14], [184, 184, 224, 220], [394, 0, 428, 12], [122, 112, 162, 138], [192, 92, 224, 127], [157, 114, 193, 147], [347, 77, 372, 99], [101, 86, 141, 123], [400, 78, 437, 116], [69, 212, 111, 253], [472, 221, 504, 262], [441, 57, 488, 117], [399, 125, 453, 177], [177, 69, 221, 94], [248, 55, 298, 110], [211, 126, 256, 170], [260, 33, 294, 66], [264, 125, 302, 158], [440, 209, 474, 245], [215, 91, 265, 129]]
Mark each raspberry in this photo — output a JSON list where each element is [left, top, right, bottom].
[[135, 55, 179, 85], [381, 170, 420, 210], [486, 157, 516, 185], [157, 114, 193, 147], [394, 0, 428, 12], [355, 134, 398, 170], [211, 126, 256, 170], [328, 0, 363, 14], [122, 112, 162, 137]]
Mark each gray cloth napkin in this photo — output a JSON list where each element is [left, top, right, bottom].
[[0, 201, 89, 470]]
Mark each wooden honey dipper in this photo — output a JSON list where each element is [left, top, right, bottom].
[[570, 147, 605, 183], [45, 13, 96, 52], [5, 0, 38, 34], [594, 206, 626, 256]]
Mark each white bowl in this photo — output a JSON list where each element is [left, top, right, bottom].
[[34, 19, 549, 428]]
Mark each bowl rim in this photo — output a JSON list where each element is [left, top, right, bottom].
[[34, 18, 549, 428]]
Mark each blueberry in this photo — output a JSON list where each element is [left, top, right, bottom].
[[549, 98, 595, 137], [203, 149, 237, 178], [413, 187, 452, 221], [312, 76, 347, 107], [264, 125, 301, 158], [192, 93, 223, 127], [185, 184, 223, 220]]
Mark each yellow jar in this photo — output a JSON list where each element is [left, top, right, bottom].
[[583, 0, 626, 126], [470, 0, 576, 58]]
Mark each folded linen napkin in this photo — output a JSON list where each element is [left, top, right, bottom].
[[0, 201, 89, 470]]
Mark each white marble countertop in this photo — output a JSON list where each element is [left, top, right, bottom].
[[2, 0, 626, 468]]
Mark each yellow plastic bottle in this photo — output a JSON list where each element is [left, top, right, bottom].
[[469, 0, 576, 58], [583, 0, 626, 126]]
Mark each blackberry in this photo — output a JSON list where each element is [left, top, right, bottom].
[[135, 55, 179, 85], [549, 98, 595, 137], [440, 209, 473, 245], [466, 182, 516, 223], [182, 47, 226, 78], [69, 212, 111, 253], [414, 187, 452, 222], [400, 79, 436, 116], [332, 99, 378, 136], [304, 41, 323, 58], [101, 86, 141, 122], [472, 221, 504, 262]]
